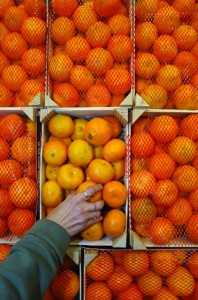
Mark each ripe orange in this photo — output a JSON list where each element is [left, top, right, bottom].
[[189, 188, 198, 211], [49, 53, 73, 82], [152, 180, 178, 207], [53, 82, 80, 107], [19, 79, 45, 105], [135, 52, 160, 79], [11, 135, 36, 164], [0, 138, 10, 161], [123, 251, 149, 277], [8, 208, 35, 237], [190, 73, 198, 89], [0, 245, 12, 263], [86, 252, 114, 281], [48, 114, 75, 139], [51, 16, 75, 44], [153, 35, 178, 63], [56, 163, 84, 189], [0, 218, 8, 237], [85, 84, 112, 107], [140, 84, 168, 109], [41, 180, 63, 208], [85, 118, 112, 146], [43, 140, 67, 167], [9, 178, 37, 209], [72, 4, 97, 32], [172, 25, 197, 51], [1, 32, 28, 60], [137, 270, 162, 297], [117, 283, 143, 300], [135, 0, 158, 21], [150, 250, 177, 277], [135, 21, 157, 51], [0, 0, 14, 18], [2, 65, 27, 92], [103, 116, 122, 138], [172, 84, 198, 110], [134, 223, 151, 238], [105, 68, 132, 95], [148, 152, 176, 179], [156, 65, 181, 91], [131, 197, 157, 224], [86, 282, 112, 300], [149, 217, 175, 245], [70, 118, 88, 140], [131, 157, 148, 172], [130, 169, 156, 197], [0, 188, 15, 217], [108, 14, 130, 35], [102, 181, 127, 208], [172, 0, 196, 19], [173, 250, 187, 266], [107, 34, 132, 62], [110, 94, 125, 106], [188, 252, 198, 278], [186, 214, 198, 243], [132, 117, 151, 134], [76, 181, 102, 203], [0, 83, 14, 107], [51, 269, 79, 300], [173, 52, 198, 78], [22, 48, 45, 76], [70, 66, 94, 92], [4, 5, 28, 32], [23, 161, 36, 180], [153, 287, 178, 300], [51, 0, 77, 17], [0, 22, 9, 45], [106, 265, 132, 292], [93, 0, 121, 17], [167, 266, 195, 297], [103, 209, 126, 238], [66, 36, 90, 62], [21, 17, 46, 46], [86, 21, 111, 48], [87, 158, 114, 184], [81, 221, 104, 241], [131, 132, 155, 158], [23, 0, 46, 19], [102, 139, 126, 163], [68, 139, 94, 167], [153, 5, 180, 34], [0, 51, 10, 77], [172, 165, 198, 193], [0, 159, 22, 185], [86, 48, 113, 76], [190, 11, 198, 33], [149, 115, 179, 144], [45, 164, 59, 181], [112, 159, 125, 180]]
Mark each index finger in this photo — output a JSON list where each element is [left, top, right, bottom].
[[76, 184, 103, 202]]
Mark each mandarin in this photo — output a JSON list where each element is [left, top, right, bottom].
[[41, 180, 63, 208], [87, 158, 114, 184], [85, 118, 112, 146], [57, 163, 84, 189], [102, 181, 127, 208], [102, 139, 126, 163], [103, 209, 126, 238], [81, 222, 104, 241]]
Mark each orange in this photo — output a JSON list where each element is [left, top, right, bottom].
[[4, 5, 28, 32], [172, 250, 187, 266], [41, 180, 63, 208], [108, 14, 130, 35], [105, 68, 131, 95], [134, 223, 150, 238], [112, 159, 125, 180], [86, 48, 113, 76], [0, 51, 10, 77], [86, 21, 111, 48], [0, 0, 14, 18], [188, 252, 198, 278], [85, 118, 112, 146], [51, 0, 77, 17], [86, 282, 112, 300], [2, 65, 27, 92], [70, 66, 94, 92], [0, 114, 26, 141], [85, 84, 112, 107], [51, 17, 75, 44], [43, 140, 67, 167], [173, 52, 198, 78], [65, 36, 90, 62], [135, 21, 158, 51], [186, 214, 198, 243], [9, 177, 37, 209], [152, 180, 178, 207], [131, 132, 155, 158], [53, 82, 80, 107], [156, 65, 181, 91], [190, 73, 198, 89], [48, 114, 75, 139], [19, 79, 45, 105], [132, 117, 151, 134], [150, 250, 177, 277], [23, 0, 46, 19], [0, 218, 8, 237], [153, 35, 178, 63], [131, 158, 148, 172], [130, 169, 156, 197], [103, 209, 126, 238], [167, 266, 195, 297], [192, 41, 198, 59], [110, 94, 125, 106], [86, 252, 114, 281], [0, 22, 9, 45], [0, 245, 12, 263], [45, 165, 59, 180], [0, 159, 22, 185], [135, 52, 160, 79], [117, 283, 143, 300], [180, 114, 198, 141], [72, 4, 97, 32], [81, 221, 104, 241], [0, 188, 15, 217], [190, 11, 198, 33], [173, 165, 198, 193], [93, 0, 121, 17], [123, 251, 149, 276], [148, 152, 176, 179], [137, 270, 162, 297], [107, 33, 132, 62], [25, 119, 37, 138], [172, 25, 197, 51], [21, 17, 46, 46], [23, 161, 36, 180], [8, 208, 35, 237], [68, 139, 94, 167], [51, 269, 79, 300], [76, 181, 102, 203], [172, 0, 196, 19], [48, 135, 72, 147], [167, 197, 193, 226], [140, 84, 168, 109], [11, 135, 36, 163], [172, 84, 198, 110], [111, 250, 127, 265], [106, 265, 132, 292], [189, 188, 198, 211], [135, 0, 158, 21], [0, 82, 13, 104], [49, 53, 73, 82], [93, 145, 103, 159], [22, 48, 45, 76], [131, 197, 157, 224], [102, 139, 126, 163], [56, 163, 84, 189], [103, 116, 122, 138], [0, 138, 10, 161], [1, 32, 28, 60], [153, 287, 178, 300], [87, 158, 114, 184], [70, 118, 88, 141], [149, 217, 175, 245], [153, 5, 180, 34], [102, 180, 127, 208], [149, 115, 179, 144]]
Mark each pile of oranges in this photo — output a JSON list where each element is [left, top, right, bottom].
[[85, 249, 198, 299], [0, 113, 37, 238], [41, 113, 127, 242], [135, 0, 198, 110], [130, 113, 198, 246], [0, 0, 46, 107], [49, 0, 132, 107]]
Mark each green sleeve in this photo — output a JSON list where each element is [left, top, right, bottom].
[[0, 219, 70, 300]]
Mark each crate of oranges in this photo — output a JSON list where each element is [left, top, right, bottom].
[[83, 248, 198, 299], [129, 109, 198, 248], [39, 107, 130, 248], [0, 0, 47, 107], [0, 108, 39, 244], [134, 0, 198, 110], [45, 0, 134, 108]]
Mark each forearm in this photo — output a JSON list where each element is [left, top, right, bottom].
[[0, 220, 70, 300]]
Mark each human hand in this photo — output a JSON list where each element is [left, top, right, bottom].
[[46, 184, 104, 237]]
